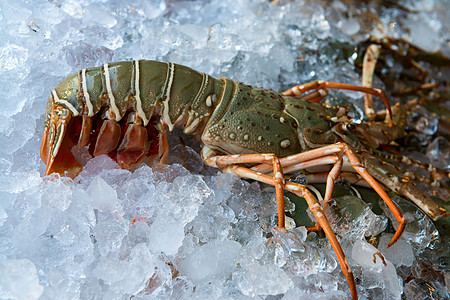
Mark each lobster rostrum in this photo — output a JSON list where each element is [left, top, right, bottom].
[[40, 59, 448, 299]]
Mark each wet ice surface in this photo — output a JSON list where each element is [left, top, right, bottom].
[[1, 0, 449, 299]]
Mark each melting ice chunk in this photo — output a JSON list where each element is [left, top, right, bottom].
[[273, 228, 337, 275], [87, 177, 121, 213], [321, 195, 388, 242], [378, 233, 414, 267], [178, 239, 241, 282], [147, 214, 185, 256], [235, 262, 294, 297], [352, 240, 402, 299], [92, 243, 156, 295], [0, 204, 7, 225], [0, 258, 44, 300], [426, 136, 450, 170], [379, 197, 440, 251], [404, 278, 449, 300]]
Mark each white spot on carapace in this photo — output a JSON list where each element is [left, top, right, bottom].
[[280, 139, 290, 148], [103, 64, 121, 121], [229, 133, 236, 139], [279, 117, 285, 123], [244, 134, 249, 141], [206, 95, 212, 107], [81, 69, 93, 117], [51, 90, 79, 116], [258, 136, 264, 141], [214, 135, 221, 141], [134, 60, 149, 126]]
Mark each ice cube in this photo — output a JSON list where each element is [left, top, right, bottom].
[[78, 155, 121, 179], [352, 240, 402, 299], [92, 243, 156, 295], [378, 233, 414, 267], [178, 239, 241, 283], [93, 212, 129, 257], [273, 228, 337, 275], [87, 177, 121, 213], [340, 18, 360, 36], [406, 105, 438, 136], [235, 262, 294, 296], [426, 136, 450, 170], [322, 196, 388, 242], [60, 0, 84, 19], [147, 214, 185, 256], [0, 258, 44, 299], [0, 203, 7, 225], [379, 196, 440, 251], [404, 278, 449, 300]]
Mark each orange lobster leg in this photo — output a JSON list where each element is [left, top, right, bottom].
[[283, 80, 392, 119], [284, 180, 357, 300], [305, 171, 372, 188], [251, 142, 406, 247], [205, 153, 287, 229], [202, 151, 358, 300]]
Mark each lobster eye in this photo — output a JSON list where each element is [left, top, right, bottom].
[[344, 123, 355, 131]]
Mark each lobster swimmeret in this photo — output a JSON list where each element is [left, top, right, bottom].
[[40, 60, 448, 299]]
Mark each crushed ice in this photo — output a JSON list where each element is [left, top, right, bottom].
[[0, 0, 448, 299]]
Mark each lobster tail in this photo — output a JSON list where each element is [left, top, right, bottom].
[[40, 99, 82, 178]]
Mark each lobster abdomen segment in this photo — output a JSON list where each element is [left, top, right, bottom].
[[41, 60, 224, 177], [46, 60, 222, 127]]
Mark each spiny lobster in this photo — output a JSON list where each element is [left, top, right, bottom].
[[40, 59, 448, 299]]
